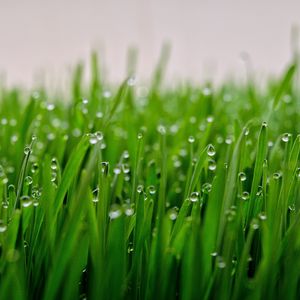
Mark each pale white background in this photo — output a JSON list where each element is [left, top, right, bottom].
[[0, 0, 299, 87]]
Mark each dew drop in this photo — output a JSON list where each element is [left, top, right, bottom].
[[258, 212, 267, 221], [46, 103, 55, 111], [137, 133, 143, 140], [51, 158, 58, 170], [109, 204, 122, 219], [137, 185, 144, 194], [251, 219, 260, 230], [95, 131, 103, 141], [122, 163, 130, 174], [24, 146, 31, 155], [190, 192, 199, 202], [208, 159, 217, 171], [25, 176, 33, 186], [113, 166, 121, 175], [207, 144, 216, 156], [89, 134, 98, 145], [21, 196, 32, 208], [101, 162, 109, 175], [216, 256, 226, 269], [168, 208, 178, 221], [147, 185, 156, 195], [188, 136, 195, 144], [238, 172, 247, 182], [241, 191, 249, 201], [273, 172, 281, 180], [201, 183, 212, 194], [0, 220, 7, 233], [31, 163, 39, 173], [281, 133, 290, 143]]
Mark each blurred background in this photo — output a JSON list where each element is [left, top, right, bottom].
[[0, 0, 299, 87]]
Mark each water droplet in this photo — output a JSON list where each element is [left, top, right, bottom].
[[137, 185, 144, 194], [281, 133, 290, 143], [0, 220, 7, 233], [207, 144, 216, 156], [188, 136, 195, 144], [123, 150, 130, 159], [21, 196, 32, 208], [203, 87, 212, 96], [289, 204, 296, 212], [51, 158, 58, 170], [190, 192, 199, 202], [46, 103, 55, 111], [103, 90, 111, 98], [101, 162, 109, 175], [147, 185, 156, 195], [127, 76, 136, 86], [31, 135, 37, 142], [273, 172, 281, 180], [258, 212, 267, 221], [210, 252, 218, 257], [137, 133, 143, 140], [124, 205, 134, 216], [82, 98, 89, 104], [31, 163, 39, 173], [256, 186, 263, 196], [25, 176, 33, 186], [157, 125, 166, 135], [96, 111, 103, 119], [2, 201, 8, 209], [208, 159, 217, 171], [95, 131, 103, 141], [51, 172, 57, 182], [89, 134, 98, 145], [238, 172, 247, 182], [113, 166, 121, 175], [122, 163, 130, 174], [33, 199, 39, 207], [201, 183, 212, 194], [206, 116, 214, 123], [216, 256, 226, 269], [109, 204, 122, 219], [168, 208, 178, 221], [251, 219, 260, 230], [262, 121, 268, 127], [296, 168, 300, 178], [225, 137, 233, 145], [241, 191, 249, 201], [244, 128, 250, 136], [24, 146, 31, 155]]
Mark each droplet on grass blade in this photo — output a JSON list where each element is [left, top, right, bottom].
[[238, 172, 247, 182], [281, 133, 291, 143], [208, 159, 216, 171], [109, 204, 122, 219], [188, 136, 195, 144], [201, 183, 212, 194], [147, 185, 156, 195], [190, 192, 199, 202], [21, 196, 32, 208], [207, 144, 216, 156], [0, 220, 7, 233], [51, 158, 58, 170]]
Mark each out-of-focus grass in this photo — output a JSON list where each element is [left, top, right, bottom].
[[0, 49, 299, 300]]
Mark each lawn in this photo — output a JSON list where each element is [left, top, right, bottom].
[[0, 51, 299, 300]]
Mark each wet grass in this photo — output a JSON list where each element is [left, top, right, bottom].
[[0, 51, 300, 300]]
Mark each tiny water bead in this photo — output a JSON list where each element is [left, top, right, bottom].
[[123, 150, 130, 159], [238, 172, 247, 182], [241, 191, 250, 201], [256, 186, 263, 197], [190, 192, 199, 202], [208, 159, 217, 171], [31, 163, 39, 173], [24, 146, 31, 155], [207, 144, 216, 157], [113, 166, 121, 175], [124, 206, 134, 216], [137, 133, 143, 140], [157, 125, 166, 135], [281, 133, 291, 143], [89, 134, 98, 145], [258, 212, 267, 221], [46, 103, 55, 111], [168, 208, 178, 221], [101, 162, 109, 175], [21, 196, 32, 208], [288, 204, 296, 212], [137, 185, 144, 194], [147, 185, 156, 195], [251, 219, 260, 230], [0, 220, 7, 233], [262, 121, 268, 127], [95, 131, 104, 141], [51, 172, 57, 182], [82, 98, 89, 104], [273, 172, 282, 180], [201, 183, 212, 194], [25, 176, 33, 186], [296, 168, 300, 178], [188, 136, 195, 144], [51, 158, 58, 170], [109, 204, 122, 219], [122, 163, 130, 174], [216, 256, 226, 269]]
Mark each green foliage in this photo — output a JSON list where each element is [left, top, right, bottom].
[[0, 54, 299, 300]]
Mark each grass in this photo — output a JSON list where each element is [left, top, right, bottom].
[[0, 50, 300, 300]]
